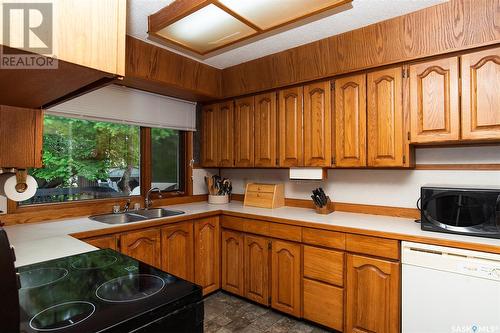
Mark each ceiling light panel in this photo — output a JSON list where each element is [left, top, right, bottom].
[[218, 0, 346, 30], [156, 4, 256, 54]]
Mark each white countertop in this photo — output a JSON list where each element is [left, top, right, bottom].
[[6, 201, 500, 267]]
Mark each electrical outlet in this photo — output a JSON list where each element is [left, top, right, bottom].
[[0, 195, 6, 215]]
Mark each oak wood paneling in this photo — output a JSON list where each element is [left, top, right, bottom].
[[194, 216, 220, 295], [461, 47, 500, 140], [201, 103, 219, 167], [334, 74, 367, 167], [244, 234, 270, 306], [279, 86, 304, 167], [234, 97, 255, 167], [303, 279, 343, 331], [367, 67, 405, 167], [120, 228, 161, 268], [218, 101, 235, 167], [221, 229, 245, 296], [161, 222, 194, 281], [409, 56, 460, 143], [254, 92, 278, 167], [221, 0, 500, 98], [84, 235, 118, 250], [303, 81, 332, 167]]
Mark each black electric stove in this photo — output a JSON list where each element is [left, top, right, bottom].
[[16, 249, 203, 333]]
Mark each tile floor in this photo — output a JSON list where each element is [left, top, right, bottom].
[[203, 292, 332, 333]]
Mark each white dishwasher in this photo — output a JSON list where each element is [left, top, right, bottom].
[[402, 241, 500, 333]]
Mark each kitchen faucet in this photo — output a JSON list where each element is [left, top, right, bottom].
[[145, 187, 162, 209]]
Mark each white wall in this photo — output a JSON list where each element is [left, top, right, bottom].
[[192, 146, 500, 209]]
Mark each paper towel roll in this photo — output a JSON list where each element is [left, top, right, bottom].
[[0, 174, 38, 202]]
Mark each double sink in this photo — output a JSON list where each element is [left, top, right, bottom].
[[89, 208, 184, 224]]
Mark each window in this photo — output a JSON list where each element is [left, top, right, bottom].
[[22, 115, 141, 205], [151, 128, 184, 192]]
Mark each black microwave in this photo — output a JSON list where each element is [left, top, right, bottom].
[[420, 185, 500, 239]]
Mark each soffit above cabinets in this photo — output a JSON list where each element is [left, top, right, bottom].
[[148, 0, 352, 55]]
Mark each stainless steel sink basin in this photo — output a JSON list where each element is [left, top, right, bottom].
[[89, 208, 184, 224], [134, 208, 185, 219]]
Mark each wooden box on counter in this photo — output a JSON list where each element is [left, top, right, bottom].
[[244, 183, 285, 209]]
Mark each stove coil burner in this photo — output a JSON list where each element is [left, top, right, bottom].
[[29, 301, 95, 331], [96, 274, 165, 303], [70, 253, 118, 270], [19, 268, 69, 289]]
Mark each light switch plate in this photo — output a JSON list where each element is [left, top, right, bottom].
[[0, 195, 7, 215]]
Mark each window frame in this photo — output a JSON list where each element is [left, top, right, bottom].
[[7, 124, 193, 214]]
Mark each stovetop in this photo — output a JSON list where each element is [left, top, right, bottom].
[[17, 249, 202, 333]]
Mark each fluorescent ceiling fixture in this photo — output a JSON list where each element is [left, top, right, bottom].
[[219, 0, 347, 30], [155, 4, 256, 54]]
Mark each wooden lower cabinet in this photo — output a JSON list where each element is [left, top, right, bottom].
[[161, 222, 194, 282], [194, 217, 220, 295], [244, 234, 270, 306], [221, 229, 245, 296], [271, 240, 302, 317], [84, 235, 118, 250], [303, 278, 343, 331], [346, 254, 400, 333], [120, 228, 161, 268]]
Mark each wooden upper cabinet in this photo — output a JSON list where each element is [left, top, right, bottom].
[[254, 92, 278, 167], [367, 67, 405, 167], [218, 101, 235, 167], [161, 222, 194, 282], [194, 217, 220, 295], [409, 57, 460, 143], [303, 81, 332, 167], [0, 106, 43, 169], [234, 97, 255, 167], [334, 74, 367, 167], [279, 87, 304, 167], [201, 103, 219, 167], [221, 229, 245, 296], [271, 240, 301, 317], [244, 234, 270, 306], [346, 254, 400, 333], [120, 229, 161, 268], [461, 47, 500, 140]]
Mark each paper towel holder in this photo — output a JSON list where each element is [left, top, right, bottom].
[[15, 169, 28, 193]]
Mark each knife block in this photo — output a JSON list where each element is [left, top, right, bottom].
[[314, 197, 335, 215]]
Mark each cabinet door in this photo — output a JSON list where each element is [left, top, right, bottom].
[[218, 101, 234, 167], [201, 104, 219, 167], [279, 87, 304, 167], [303, 81, 332, 167], [0, 106, 43, 168], [461, 47, 500, 140], [334, 74, 367, 167], [346, 254, 400, 333], [84, 235, 118, 250], [120, 229, 161, 268], [161, 222, 194, 281], [271, 240, 301, 317], [303, 279, 343, 331], [234, 97, 255, 167], [409, 57, 460, 143], [194, 217, 220, 295], [254, 92, 277, 167], [221, 230, 244, 296], [367, 67, 405, 167], [244, 234, 270, 306]]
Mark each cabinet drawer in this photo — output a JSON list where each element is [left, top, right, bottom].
[[246, 184, 276, 193], [304, 246, 344, 286], [302, 228, 345, 250], [346, 233, 400, 260], [221, 216, 268, 235], [268, 223, 302, 242], [303, 278, 343, 331]]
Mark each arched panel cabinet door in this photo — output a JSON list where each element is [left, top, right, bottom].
[[161, 222, 194, 281], [194, 217, 220, 295], [345, 254, 400, 333], [254, 92, 278, 167], [221, 230, 244, 296], [120, 228, 161, 268], [234, 97, 255, 167], [244, 234, 270, 306], [334, 74, 367, 167], [409, 56, 460, 143], [461, 47, 500, 140], [304, 81, 332, 167], [367, 67, 406, 167], [279, 86, 304, 167]]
